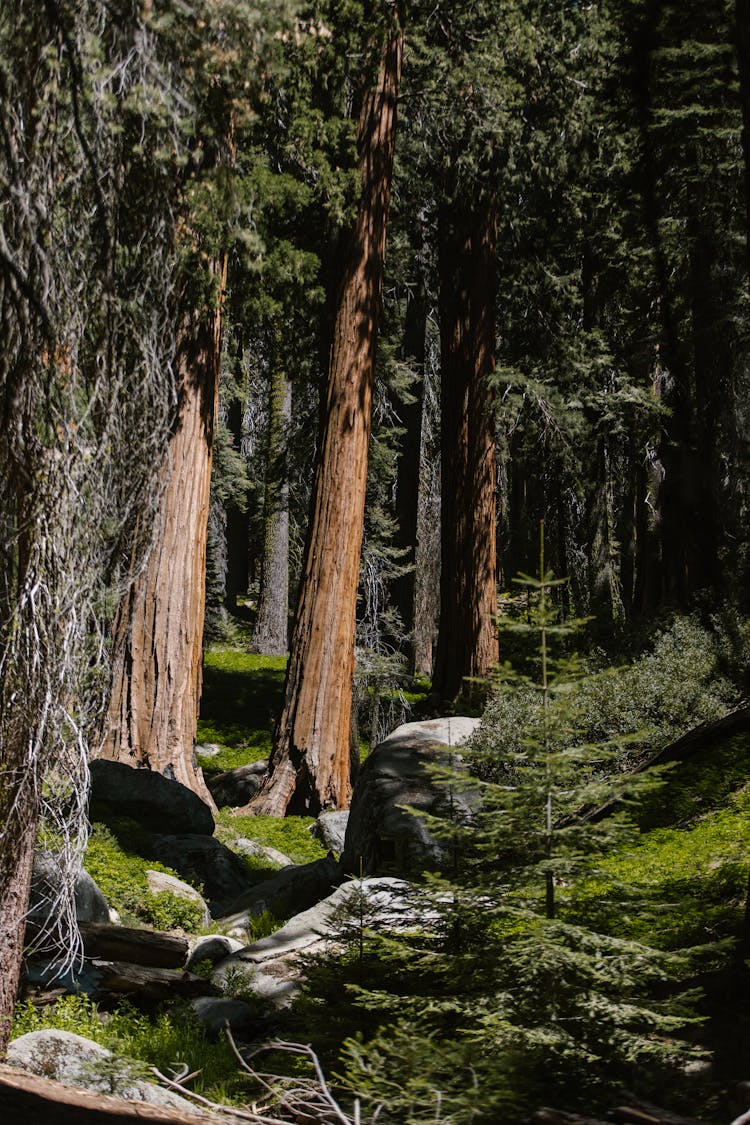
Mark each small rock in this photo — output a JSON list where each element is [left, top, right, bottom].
[[195, 743, 225, 759], [186, 934, 244, 971], [145, 870, 211, 929], [311, 810, 349, 855]]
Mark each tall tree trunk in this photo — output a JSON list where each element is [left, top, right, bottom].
[[251, 338, 292, 656], [249, 24, 403, 816], [101, 271, 226, 806], [432, 194, 499, 702], [225, 392, 249, 613], [737, 0, 750, 272], [390, 281, 427, 669]]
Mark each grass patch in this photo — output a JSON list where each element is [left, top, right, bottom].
[[12, 995, 253, 1105], [570, 789, 750, 949], [85, 823, 206, 933], [198, 648, 286, 750], [196, 738, 271, 775], [216, 808, 327, 865]]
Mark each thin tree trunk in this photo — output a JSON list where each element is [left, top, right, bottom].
[[737, 0, 750, 272], [432, 194, 499, 702], [101, 269, 226, 806], [225, 392, 249, 612], [251, 341, 292, 656], [249, 24, 403, 816], [391, 281, 427, 669]]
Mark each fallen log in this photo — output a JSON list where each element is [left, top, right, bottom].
[[0, 1063, 229, 1124], [88, 960, 220, 1001], [79, 925, 189, 969]]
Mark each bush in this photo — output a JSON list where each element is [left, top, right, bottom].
[[470, 615, 738, 781]]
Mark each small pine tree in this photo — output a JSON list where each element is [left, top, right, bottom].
[[333, 524, 701, 1121]]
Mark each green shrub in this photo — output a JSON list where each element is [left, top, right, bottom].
[[470, 615, 738, 781]]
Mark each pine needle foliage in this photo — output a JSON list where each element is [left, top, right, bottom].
[[331, 526, 701, 1121]]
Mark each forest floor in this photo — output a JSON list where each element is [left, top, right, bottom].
[[12, 624, 750, 1122]]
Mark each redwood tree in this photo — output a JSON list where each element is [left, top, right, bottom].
[[431, 193, 499, 702], [250, 14, 404, 815], [101, 267, 226, 807]]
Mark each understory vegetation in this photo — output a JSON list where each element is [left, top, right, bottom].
[[16, 602, 748, 1123]]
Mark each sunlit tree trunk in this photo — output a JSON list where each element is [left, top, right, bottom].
[[249, 23, 403, 816], [432, 194, 499, 702], [101, 270, 226, 807]]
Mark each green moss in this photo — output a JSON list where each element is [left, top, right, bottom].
[[198, 647, 287, 749], [570, 789, 750, 948], [196, 737, 271, 775], [85, 823, 205, 932], [215, 807, 327, 865]]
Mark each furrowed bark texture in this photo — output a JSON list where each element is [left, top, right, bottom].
[[101, 273, 226, 806], [250, 26, 403, 816], [432, 196, 499, 702]]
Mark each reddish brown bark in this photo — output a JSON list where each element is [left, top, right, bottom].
[[101, 267, 226, 806], [249, 25, 403, 816], [432, 195, 499, 703]]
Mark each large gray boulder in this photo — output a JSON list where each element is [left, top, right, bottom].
[[140, 833, 257, 916], [341, 718, 481, 877], [382, 717, 481, 747], [7, 1030, 196, 1111], [28, 853, 110, 930], [89, 759, 214, 836], [206, 760, 268, 808], [218, 854, 342, 939], [213, 877, 433, 1008]]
